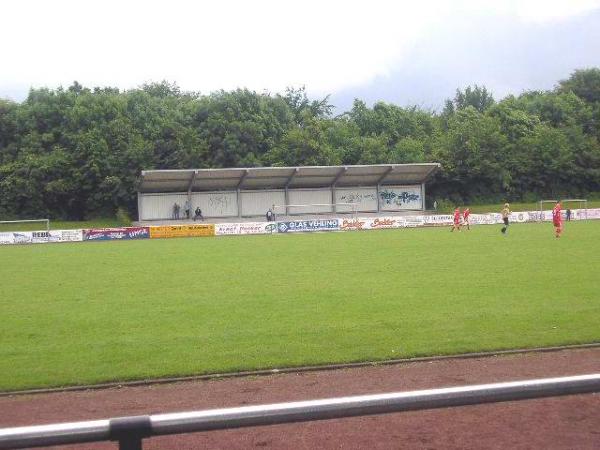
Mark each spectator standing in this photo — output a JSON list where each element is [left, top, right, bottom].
[[266, 209, 273, 222], [193, 207, 204, 221], [566, 208, 571, 221], [184, 199, 192, 220], [173, 202, 180, 220]]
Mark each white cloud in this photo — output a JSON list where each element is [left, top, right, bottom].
[[1, 0, 599, 99]]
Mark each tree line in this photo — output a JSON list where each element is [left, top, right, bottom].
[[1, 69, 599, 220]]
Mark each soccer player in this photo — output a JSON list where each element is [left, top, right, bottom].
[[552, 201, 563, 238], [501, 203, 510, 235], [463, 207, 471, 230], [451, 207, 461, 232]]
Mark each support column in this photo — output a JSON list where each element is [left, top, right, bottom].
[[284, 168, 298, 216], [237, 170, 249, 218], [421, 183, 426, 211], [284, 187, 290, 216], [375, 166, 393, 214], [332, 167, 347, 213], [137, 193, 143, 222]]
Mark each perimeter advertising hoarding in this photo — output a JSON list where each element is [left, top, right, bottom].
[[277, 219, 339, 233], [215, 222, 277, 236], [149, 224, 215, 238], [0, 229, 84, 245], [83, 227, 150, 241], [340, 217, 405, 231]]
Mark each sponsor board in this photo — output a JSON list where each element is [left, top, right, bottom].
[[215, 223, 240, 235], [468, 214, 496, 225], [240, 222, 277, 235], [366, 217, 400, 229], [404, 217, 426, 227], [0, 232, 32, 245], [575, 208, 600, 220], [56, 229, 84, 242], [340, 218, 366, 230], [340, 217, 406, 230], [149, 224, 214, 239], [215, 222, 277, 236], [84, 227, 150, 241], [0, 229, 84, 245], [277, 219, 339, 233], [423, 214, 453, 226]]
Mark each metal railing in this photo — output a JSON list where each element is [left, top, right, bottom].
[[1, 374, 598, 450]]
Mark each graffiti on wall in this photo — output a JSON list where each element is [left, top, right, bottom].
[[379, 188, 421, 208], [338, 192, 377, 204], [208, 193, 234, 215]]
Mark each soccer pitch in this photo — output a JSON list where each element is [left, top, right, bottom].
[[1, 222, 599, 391]]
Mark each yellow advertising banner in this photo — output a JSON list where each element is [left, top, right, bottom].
[[149, 224, 215, 239]]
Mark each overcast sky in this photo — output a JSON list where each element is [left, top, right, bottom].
[[1, 0, 599, 111]]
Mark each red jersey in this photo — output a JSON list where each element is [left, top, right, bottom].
[[463, 208, 470, 219], [552, 204, 562, 224], [453, 209, 461, 223]]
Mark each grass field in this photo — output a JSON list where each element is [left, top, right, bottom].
[[1, 221, 599, 391]]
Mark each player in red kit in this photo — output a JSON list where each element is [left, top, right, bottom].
[[552, 201, 563, 238], [463, 208, 471, 230], [451, 207, 461, 232]]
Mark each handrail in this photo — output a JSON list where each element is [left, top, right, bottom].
[[1, 374, 598, 449]]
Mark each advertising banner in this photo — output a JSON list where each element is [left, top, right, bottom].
[[215, 223, 240, 235], [215, 222, 277, 236], [0, 229, 84, 245], [363, 217, 403, 229], [338, 216, 406, 231], [149, 224, 215, 239], [467, 214, 496, 225], [240, 222, 278, 235], [404, 216, 426, 227], [584, 208, 600, 219], [84, 227, 150, 241], [423, 214, 453, 226], [277, 219, 339, 233], [340, 218, 367, 230], [0, 232, 30, 245]]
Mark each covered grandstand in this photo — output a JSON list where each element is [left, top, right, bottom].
[[137, 163, 440, 223]]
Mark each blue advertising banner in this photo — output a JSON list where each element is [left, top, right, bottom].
[[83, 227, 150, 241], [277, 219, 339, 233]]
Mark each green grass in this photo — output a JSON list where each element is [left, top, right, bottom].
[[1, 221, 599, 391]]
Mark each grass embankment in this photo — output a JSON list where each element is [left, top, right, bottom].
[[0, 221, 599, 390]]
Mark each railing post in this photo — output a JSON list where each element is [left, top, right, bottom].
[[109, 416, 152, 450]]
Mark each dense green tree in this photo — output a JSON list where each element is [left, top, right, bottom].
[[0, 69, 599, 220]]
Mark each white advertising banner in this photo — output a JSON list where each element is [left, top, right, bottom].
[[339, 216, 405, 231], [584, 208, 600, 219], [215, 222, 277, 236], [0, 229, 83, 245], [379, 185, 423, 211], [423, 214, 454, 226]]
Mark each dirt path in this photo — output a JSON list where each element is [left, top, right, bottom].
[[2, 348, 599, 449]]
